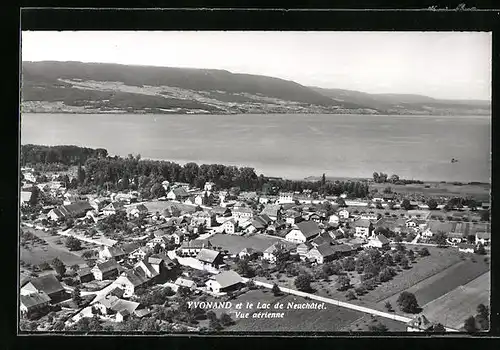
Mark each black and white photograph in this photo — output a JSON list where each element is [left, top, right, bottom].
[[18, 29, 491, 334]]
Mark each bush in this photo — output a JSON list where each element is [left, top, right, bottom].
[[345, 291, 356, 300]]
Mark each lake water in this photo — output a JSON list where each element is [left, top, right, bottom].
[[20, 113, 491, 183]]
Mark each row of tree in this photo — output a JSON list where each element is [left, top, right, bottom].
[[24, 144, 371, 198]]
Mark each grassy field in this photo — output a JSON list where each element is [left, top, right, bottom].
[[253, 246, 465, 311], [340, 314, 408, 332], [359, 246, 464, 303], [370, 182, 490, 201], [420, 272, 490, 329], [201, 289, 365, 332], [378, 255, 490, 319], [227, 290, 363, 332], [20, 228, 86, 267]]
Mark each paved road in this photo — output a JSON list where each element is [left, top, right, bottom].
[[244, 278, 458, 332]]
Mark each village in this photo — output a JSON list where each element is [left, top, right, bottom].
[[19, 165, 491, 333]]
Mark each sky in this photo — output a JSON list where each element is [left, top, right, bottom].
[[21, 31, 492, 100]]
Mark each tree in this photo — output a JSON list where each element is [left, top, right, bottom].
[[81, 250, 94, 260], [384, 301, 393, 312], [65, 236, 82, 251], [476, 304, 489, 330], [345, 290, 356, 300], [427, 198, 438, 210], [434, 231, 447, 247], [209, 318, 223, 331], [342, 257, 355, 271], [368, 322, 388, 332], [141, 317, 160, 332], [72, 286, 83, 306], [475, 243, 486, 255], [419, 247, 430, 257], [480, 210, 490, 222], [397, 292, 420, 313], [51, 257, 66, 276], [52, 321, 65, 331], [336, 275, 351, 291], [206, 311, 217, 322], [401, 199, 412, 210], [29, 187, 40, 206], [379, 268, 394, 282], [294, 274, 312, 292], [383, 186, 392, 194], [431, 323, 446, 332], [235, 259, 255, 278], [336, 197, 347, 207], [400, 256, 410, 269], [271, 283, 281, 296], [220, 313, 234, 327], [464, 316, 478, 333]]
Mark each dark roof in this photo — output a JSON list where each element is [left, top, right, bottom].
[[251, 218, 267, 230], [77, 267, 93, 277], [296, 220, 321, 238], [94, 260, 120, 273], [52, 201, 93, 218], [121, 268, 151, 287], [331, 244, 354, 253], [28, 274, 64, 296], [109, 287, 125, 298], [20, 292, 51, 308], [121, 242, 142, 254], [107, 246, 126, 257], [313, 244, 336, 257], [375, 234, 390, 245], [171, 187, 189, 197]]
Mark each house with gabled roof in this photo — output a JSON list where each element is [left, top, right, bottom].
[[260, 204, 283, 221], [167, 187, 189, 201], [175, 277, 196, 290], [206, 270, 244, 294], [102, 201, 126, 216], [365, 234, 390, 249], [221, 218, 238, 234], [353, 218, 374, 238], [47, 201, 94, 221], [285, 209, 303, 225], [285, 220, 321, 244], [238, 247, 258, 260], [306, 243, 337, 264], [114, 268, 154, 297], [77, 267, 94, 283], [20, 292, 51, 319], [406, 314, 434, 332], [262, 242, 292, 263], [91, 260, 120, 281], [98, 245, 127, 262], [178, 239, 212, 256], [196, 249, 223, 268], [20, 274, 66, 302], [126, 204, 149, 218]]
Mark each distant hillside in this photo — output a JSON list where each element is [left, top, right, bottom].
[[21, 61, 490, 116], [311, 87, 491, 116]]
